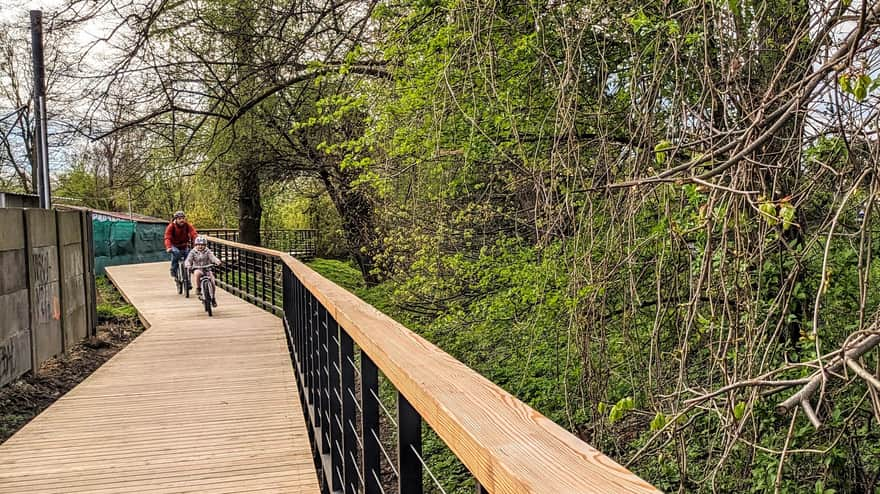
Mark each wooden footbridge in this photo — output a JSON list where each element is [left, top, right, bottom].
[[0, 237, 659, 493]]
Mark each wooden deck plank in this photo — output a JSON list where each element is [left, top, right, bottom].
[[0, 262, 320, 493]]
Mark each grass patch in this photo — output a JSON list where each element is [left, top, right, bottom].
[[306, 259, 398, 316], [307, 258, 366, 292], [95, 276, 139, 322]]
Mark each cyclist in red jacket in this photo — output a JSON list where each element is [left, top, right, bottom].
[[164, 211, 198, 279]]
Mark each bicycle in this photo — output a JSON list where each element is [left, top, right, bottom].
[[171, 247, 191, 298], [193, 265, 217, 316]]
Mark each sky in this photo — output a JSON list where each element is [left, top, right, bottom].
[[0, 0, 105, 180], [0, 0, 60, 23]]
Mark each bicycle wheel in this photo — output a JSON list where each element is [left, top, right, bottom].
[[203, 279, 212, 316], [183, 267, 191, 298]]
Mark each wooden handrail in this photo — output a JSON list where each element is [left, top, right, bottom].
[[206, 235, 659, 493]]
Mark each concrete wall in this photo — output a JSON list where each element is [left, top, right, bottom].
[[26, 209, 63, 367], [0, 209, 31, 387], [57, 211, 88, 350], [0, 208, 96, 387]]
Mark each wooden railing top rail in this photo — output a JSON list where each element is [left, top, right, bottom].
[[206, 235, 659, 493]]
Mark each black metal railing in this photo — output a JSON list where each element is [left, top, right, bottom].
[[264, 229, 317, 258], [206, 237, 283, 315], [206, 236, 472, 493], [201, 228, 239, 241], [284, 264, 452, 494], [204, 235, 657, 494], [201, 228, 317, 259]]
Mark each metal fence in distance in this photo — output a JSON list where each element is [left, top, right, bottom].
[[201, 228, 316, 259]]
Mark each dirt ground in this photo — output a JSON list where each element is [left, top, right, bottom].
[[0, 320, 144, 444]]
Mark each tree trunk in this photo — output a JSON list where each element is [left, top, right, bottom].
[[238, 165, 262, 246], [320, 168, 380, 286]]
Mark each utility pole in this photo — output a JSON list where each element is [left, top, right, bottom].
[[30, 10, 50, 209]]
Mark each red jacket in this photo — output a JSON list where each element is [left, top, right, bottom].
[[164, 222, 198, 249]]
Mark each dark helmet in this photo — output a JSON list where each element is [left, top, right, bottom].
[[173, 210, 185, 219]]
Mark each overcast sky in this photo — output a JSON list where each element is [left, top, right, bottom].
[[0, 0, 57, 23]]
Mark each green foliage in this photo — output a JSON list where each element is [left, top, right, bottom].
[[649, 412, 667, 431], [609, 397, 635, 424], [654, 140, 673, 165], [262, 181, 348, 258], [758, 200, 778, 225], [54, 162, 113, 210], [95, 276, 139, 322], [779, 201, 796, 231], [839, 72, 879, 101]]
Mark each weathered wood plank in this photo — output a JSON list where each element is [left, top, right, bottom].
[[0, 262, 320, 494]]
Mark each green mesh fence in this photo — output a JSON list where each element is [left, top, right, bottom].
[[93, 219, 168, 275]]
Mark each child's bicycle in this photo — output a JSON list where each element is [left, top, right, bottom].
[[192, 265, 218, 316]]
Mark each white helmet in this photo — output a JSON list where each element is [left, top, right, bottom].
[[194, 235, 207, 245]]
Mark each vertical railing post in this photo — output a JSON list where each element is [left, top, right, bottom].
[[398, 393, 423, 494], [249, 251, 255, 297], [476, 480, 489, 494], [361, 354, 380, 494], [296, 278, 305, 372], [244, 251, 250, 297], [221, 242, 225, 286], [318, 305, 330, 455], [327, 316, 342, 492], [311, 294, 322, 429], [305, 294, 315, 406], [282, 265, 294, 357], [224, 243, 229, 287], [340, 331, 358, 494], [235, 247, 240, 292], [260, 255, 267, 310], [271, 258, 277, 311]]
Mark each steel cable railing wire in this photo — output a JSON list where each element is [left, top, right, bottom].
[[371, 469, 388, 494], [345, 353, 361, 378], [345, 418, 364, 454], [347, 387, 362, 414], [347, 448, 365, 492], [370, 388, 397, 429], [411, 443, 450, 494], [372, 426, 398, 478], [334, 442, 345, 489]]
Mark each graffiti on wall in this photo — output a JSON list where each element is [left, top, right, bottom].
[[32, 247, 60, 322], [0, 342, 13, 381]]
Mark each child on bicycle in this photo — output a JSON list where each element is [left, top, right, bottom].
[[184, 235, 222, 304]]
